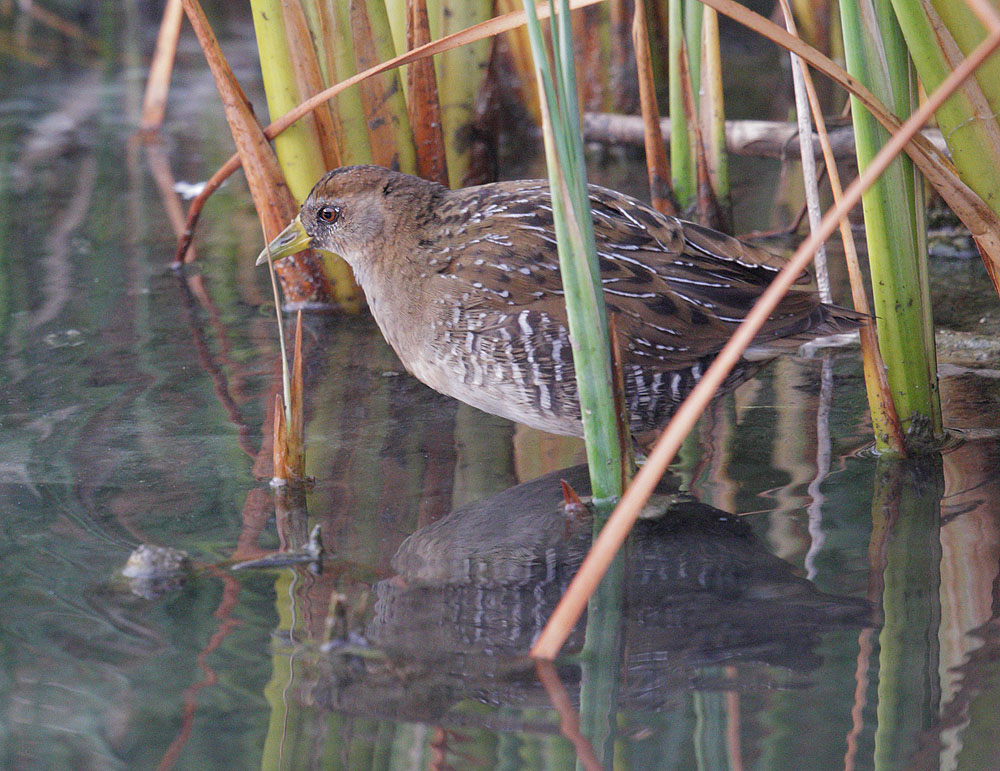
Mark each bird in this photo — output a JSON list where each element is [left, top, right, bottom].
[[258, 165, 860, 440]]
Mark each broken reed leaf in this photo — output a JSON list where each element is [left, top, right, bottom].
[[273, 392, 290, 483]]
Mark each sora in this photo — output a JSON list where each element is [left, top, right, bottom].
[[258, 165, 860, 438]]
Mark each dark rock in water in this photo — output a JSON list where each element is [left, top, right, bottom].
[[121, 544, 190, 599]]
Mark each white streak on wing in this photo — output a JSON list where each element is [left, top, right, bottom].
[[603, 288, 657, 298], [537, 381, 551, 411], [518, 310, 533, 338], [650, 372, 664, 412], [551, 333, 565, 383], [668, 288, 715, 309], [663, 275, 727, 287]]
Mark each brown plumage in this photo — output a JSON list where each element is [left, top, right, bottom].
[[260, 165, 860, 438]]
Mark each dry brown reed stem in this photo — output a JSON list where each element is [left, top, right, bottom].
[[181, 0, 289, 245], [631, 0, 675, 215], [174, 0, 606, 261], [349, 2, 407, 170], [530, 25, 1000, 660], [179, 0, 332, 303], [406, 0, 449, 185], [178, 0, 292, 240], [141, 0, 184, 132]]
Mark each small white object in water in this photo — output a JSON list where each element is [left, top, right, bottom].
[[174, 180, 208, 200]]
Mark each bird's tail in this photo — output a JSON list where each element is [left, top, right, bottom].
[[744, 303, 866, 360]]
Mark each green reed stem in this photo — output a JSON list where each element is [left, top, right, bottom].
[[700, 5, 730, 213], [668, 0, 696, 210], [522, 0, 623, 504], [523, 8, 625, 765], [839, 0, 941, 448]]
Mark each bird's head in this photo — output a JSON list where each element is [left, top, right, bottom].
[[256, 165, 441, 273]]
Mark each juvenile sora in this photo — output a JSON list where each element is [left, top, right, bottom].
[[258, 165, 860, 439]]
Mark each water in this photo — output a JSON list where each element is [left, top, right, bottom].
[[2, 9, 1000, 771]]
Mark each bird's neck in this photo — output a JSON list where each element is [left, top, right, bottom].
[[352, 184, 447, 360]]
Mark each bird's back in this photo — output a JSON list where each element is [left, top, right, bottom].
[[375, 177, 861, 437]]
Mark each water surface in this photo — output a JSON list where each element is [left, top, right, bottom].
[[2, 10, 1000, 770]]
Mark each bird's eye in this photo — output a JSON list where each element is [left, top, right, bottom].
[[317, 206, 340, 224]]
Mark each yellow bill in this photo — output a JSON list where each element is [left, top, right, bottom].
[[256, 216, 312, 266]]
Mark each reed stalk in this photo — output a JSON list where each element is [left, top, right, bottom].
[[522, 0, 623, 504], [839, 0, 942, 446], [699, 6, 729, 218], [324, 1, 375, 164], [632, 0, 676, 215], [668, 0, 696, 209], [522, 6, 624, 761], [684, 0, 704, 95], [434, 0, 493, 186]]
